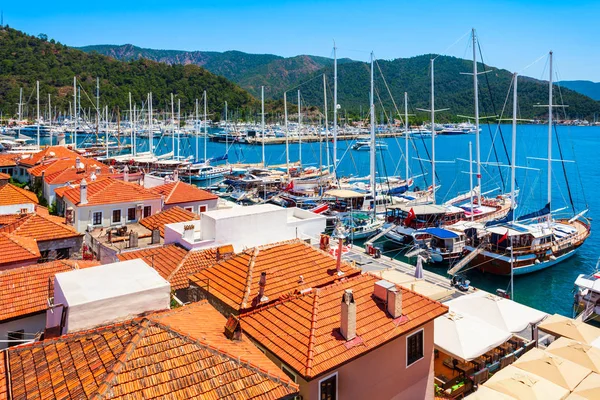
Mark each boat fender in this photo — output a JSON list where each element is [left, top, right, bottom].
[[549, 255, 557, 261], [535, 259, 541, 264]]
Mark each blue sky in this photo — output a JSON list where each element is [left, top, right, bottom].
[[3, 0, 599, 81]]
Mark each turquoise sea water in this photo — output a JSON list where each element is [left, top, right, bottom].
[[47, 123, 597, 316]]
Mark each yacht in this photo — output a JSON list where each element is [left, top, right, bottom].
[[351, 140, 388, 151]]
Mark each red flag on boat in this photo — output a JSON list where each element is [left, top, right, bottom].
[[284, 180, 294, 191], [498, 229, 509, 244], [404, 208, 416, 226]]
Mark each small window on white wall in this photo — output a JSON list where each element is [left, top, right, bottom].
[[406, 329, 424, 367], [112, 209, 121, 224], [199, 205, 207, 212], [92, 211, 102, 225], [319, 372, 337, 400], [184, 207, 193, 212]]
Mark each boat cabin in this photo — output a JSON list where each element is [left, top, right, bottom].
[[324, 189, 366, 213], [487, 223, 553, 252], [386, 204, 448, 228]]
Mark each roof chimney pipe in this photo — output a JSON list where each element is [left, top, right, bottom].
[[80, 178, 88, 205], [258, 272, 268, 302], [340, 289, 356, 341], [333, 222, 346, 276], [386, 287, 403, 319]]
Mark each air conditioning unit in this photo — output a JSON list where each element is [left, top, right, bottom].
[[373, 280, 395, 301], [86, 224, 93, 232]]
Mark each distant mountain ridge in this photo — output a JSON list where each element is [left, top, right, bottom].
[[558, 80, 600, 101], [81, 44, 600, 120]]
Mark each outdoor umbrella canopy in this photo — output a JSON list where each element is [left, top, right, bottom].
[[445, 291, 547, 333], [434, 311, 512, 362], [465, 386, 516, 399], [547, 337, 600, 374], [484, 365, 570, 400], [414, 255, 424, 279], [513, 348, 592, 391], [538, 314, 600, 344], [566, 372, 600, 400]]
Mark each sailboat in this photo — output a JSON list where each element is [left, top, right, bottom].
[[456, 53, 591, 276]]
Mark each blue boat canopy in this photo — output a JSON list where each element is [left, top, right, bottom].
[[517, 203, 550, 221], [421, 227, 459, 239]]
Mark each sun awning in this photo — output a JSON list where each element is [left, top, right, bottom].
[[567, 372, 600, 400], [547, 337, 600, 374], [420, 227, 459, 239], [445, 291, 548, 333], [434, 311, 512, 362], [484, 365, 570, 400], [538, 314, 600, 344], [323, 189, 365, 198]]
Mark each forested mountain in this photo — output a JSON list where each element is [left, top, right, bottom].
[[0, 28, 256, 119], [558, 80, 600, 101], [82, 44, 600, 121]]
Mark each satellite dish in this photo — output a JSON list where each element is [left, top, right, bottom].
[[336, 104, 341, 110]]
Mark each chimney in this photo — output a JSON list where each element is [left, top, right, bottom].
[[128, 231, 139, 248], [386, 287, 403, 319], [75, 157, 83, 170], [65, 207, 74, 225], [95, 166, 101, 175], [151, 228, 161, 244], [340, 289, 356, 341], [89, 172, 97, 182], [182, 224, 195, 242], [258, 272, 268, 302], [173, 169, 179, 182], [123, 165, 129, 182], [333, 222, 346, 276], [80, 178, 88, 205]]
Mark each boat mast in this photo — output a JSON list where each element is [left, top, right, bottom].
[[170, 93, 174, 160], [404, 92, 409, 180], [431, 58, 436, 204], [261, 86, 265, 166], [284, 92, 289, 175], [96, 77, 100, 138], [323, 74, 330, 172], [203, 90, 207, 162], [149, 92, 153, 156], [547, 51, 553, 214], [225, 101, 228, 152], [370, 52, 376, 220], [133, 104, 137, 157], [469, 141, 473, 222], [472, 28, 482, 197], [73, 78, 77, 148], [130, 92, 134, 156], [36, 80, 40, 148], [18, 88, 22, 138], [177, 98, 181, 161], [333, 41, 338, 175], [105, 105, 109, 159], [48, 94, 52, 145], [298, 90, 302, 168], [510, 72, 518, 300], [195, 98, 199, 162]]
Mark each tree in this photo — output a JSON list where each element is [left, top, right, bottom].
[[37, 33, 47, 41]]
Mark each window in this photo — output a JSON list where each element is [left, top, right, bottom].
[[406, 329, 424, 367], [281, 364, 297, 383], [56, 248, 70, 260], [92, 211, 102, 225], [7, 330, 24, 347], [319, 372, 337, 400], [143, 205, 152, 218], [184, 207, 193, 212], [112, 209, 122, 224], [127, 207, 136, 222], [199, 205, 207, 213]]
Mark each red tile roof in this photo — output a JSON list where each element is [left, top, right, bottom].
[[0, 260, 100, 321], [0, 233, 40, 268], [189, 240, 361, 312], [0, 351, 5, 400], [151, 180, 217, 205], [139, 206, 199, 237], [18, 145, 81, 167], [0, 213, 80, 242], [0, 214, 22, 226], [0, 154, 17, 168], [5, 303, 298, 399], [0, 172, 9, 180], [241, 273, 449, 380], [40, 159, 110, 184], [118, 244, 217, 290], [0, 184, 38, 206], [57, 177, 161, 206]]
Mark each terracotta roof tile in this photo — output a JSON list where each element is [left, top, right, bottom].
[[0, 260, 100, 321], [0, 233, 40, 268], [58, 177, 161, 206], [0, 172, 9, 180], [5, 304, 298, 399], [0, 351, 5, 400], [18, 146, 80, 168], [0, 214, 22, 226], [189, 240, 361, 312], [0, 154, 17, 167], [118, 244, 217, 290], [151, 180, 217, 205], [42, 160, 110, 184], [139, 206, 199, 237], [241, 273, 449, 380], [0, 184, 38, 206], [0, 213, 81, 242]]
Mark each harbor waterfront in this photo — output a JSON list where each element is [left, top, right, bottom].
[[37, 122, 597, 317]]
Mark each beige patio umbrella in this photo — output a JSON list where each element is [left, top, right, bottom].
[[513, 348, 591, 390], [538, 314, 600, 344], [485, 365, 570, 400], [547, 337, 600, 374], [566, 372, 600, 400], [465, 385, 516, 399]]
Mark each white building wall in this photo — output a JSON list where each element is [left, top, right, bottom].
[[0, 203, 35, 215], [0, 313, 45, 350], [164, 199, 218, 213], [67, 198, 163, 233]]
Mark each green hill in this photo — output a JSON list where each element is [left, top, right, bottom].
[[80, 44, 600, 121], [0, 28, 256, 119], [558, 80, 600, 101]]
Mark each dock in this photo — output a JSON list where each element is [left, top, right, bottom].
[[243, 132, 406, 145]]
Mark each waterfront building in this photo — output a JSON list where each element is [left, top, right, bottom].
[[13, 145, 81, 183], [150, 180, 218, 214], [0, 181, 38, 214]]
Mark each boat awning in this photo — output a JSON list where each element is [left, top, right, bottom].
[[388, 203, 448, 215], [445, 291, 548, 333], [575, 274, 600, 292], [434, 311, 512, 362], [420, 227, 459, 239], [323, 189, 366, 198]]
